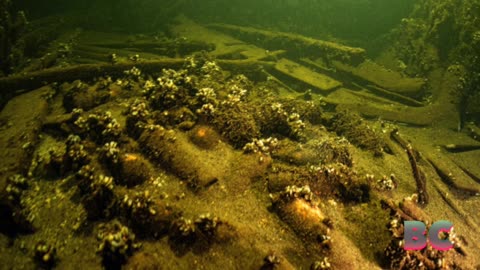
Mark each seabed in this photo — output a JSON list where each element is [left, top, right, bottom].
[[1, 13, 480, 270]]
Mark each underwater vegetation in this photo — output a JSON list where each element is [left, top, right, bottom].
[[385, 0, 480, 126]]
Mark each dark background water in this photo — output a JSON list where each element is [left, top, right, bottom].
[[14, 0, 416, 45]]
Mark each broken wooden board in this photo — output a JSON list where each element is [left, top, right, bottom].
[[275, 58, 342, 92], [171, 16, 272, 61], [73, 44, 167, 63], [324, 87, 407, 107], [325, 68, 459, 127], [208, 23, 366, 65], [300, 57, 424, 106], [77, 31, 213, 57], [332, 60, 426, 95], [324, 88, 434, 126], [0, 59, 274, 94], [397, 128, 480, 243]]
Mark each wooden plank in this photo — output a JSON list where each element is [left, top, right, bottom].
[[274, 58, 342, 91], [0, 59, 274, 94], [332, 60, 426, 95], [325, 88, 430, 126], [171, 16, 270, 61], [208, 23, 366, 64]]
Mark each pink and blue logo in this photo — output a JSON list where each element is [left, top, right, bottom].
[[404, 220, 454, 251]]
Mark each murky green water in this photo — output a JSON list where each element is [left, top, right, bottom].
[[1, 1, 480, 269]]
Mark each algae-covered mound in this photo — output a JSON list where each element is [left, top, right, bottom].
[[1, 53, 476, 269], [0, 55, 374, 268]]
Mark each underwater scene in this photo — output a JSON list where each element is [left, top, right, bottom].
[[1, 0, 480, 269]]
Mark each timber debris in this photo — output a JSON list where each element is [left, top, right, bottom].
[[390, 129, 429, 205]]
